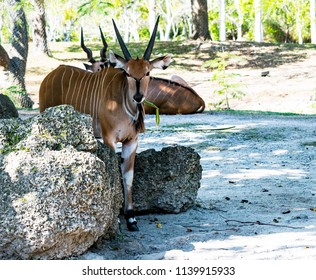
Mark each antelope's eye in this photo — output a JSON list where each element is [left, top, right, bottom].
[[146, 72, 150, 76]]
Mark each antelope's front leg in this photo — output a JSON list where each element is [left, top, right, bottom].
[[121, 139, 139, 231]]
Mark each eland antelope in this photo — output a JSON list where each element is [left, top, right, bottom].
[[39, 17, 173, 231], [81, 27, 205, 115]]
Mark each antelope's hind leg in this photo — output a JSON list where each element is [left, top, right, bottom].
[[121, 139, 139, 231]]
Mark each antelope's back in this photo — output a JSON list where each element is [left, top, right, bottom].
[[39, 65, 87, 113], [39, 65, 127, 117], [146, 77, 205, 114]]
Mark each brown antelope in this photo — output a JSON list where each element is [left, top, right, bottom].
[[81, 28, 205, 115], [39, 17, 173, 231], [144, 76, 205, 114]]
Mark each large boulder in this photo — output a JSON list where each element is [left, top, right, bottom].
[[133, 146, 202, 213], [0, 105, 202, 259], [0, 105, 123, 259], [0, 94, 18, 119]]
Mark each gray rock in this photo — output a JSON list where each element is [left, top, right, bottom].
[[133, 146, 202, 213], [0, 105, 202, 259], [0, 94, 18, 119], [0, 105, 123, 259]]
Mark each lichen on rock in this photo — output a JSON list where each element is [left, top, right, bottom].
[[0, 105, 123, 259], [0, 105, 202, 259]]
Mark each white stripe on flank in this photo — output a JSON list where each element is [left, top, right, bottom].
[[94, 73, 103, 119], [60, 67, 67, 103], [65, 68, 74, 102], [96, 67, 111, 117], [83, 73, 94, 114], [88, 75, 96, 116], [48, 70, 57, 106], [91, 74, 101, 118], [79, 73, 91, 112], [74, 71, 86, 110], [69, 68, 80, 105]]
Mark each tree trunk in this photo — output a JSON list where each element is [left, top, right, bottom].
[[254, 0, 263, 42], [32, 0, 50, 55], [296, 4, 303, 44], [191, 0, 211, 40], [311, 0, 316, 43], [234, 0, 243, 40], [155, 0, 174, 41], [4, 0, 33, 108], [219, 0, 226, 41]]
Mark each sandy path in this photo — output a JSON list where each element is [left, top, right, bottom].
[[72, 112, 316, 260]]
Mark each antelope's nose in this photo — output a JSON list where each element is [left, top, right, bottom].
[[133, 94, 144, 104]]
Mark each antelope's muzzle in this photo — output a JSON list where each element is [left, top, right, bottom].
[[133, 79, 144, 104], [133, 93, 144, 104]]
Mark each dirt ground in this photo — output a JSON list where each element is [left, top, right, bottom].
[[75, 112, 315, 260], [20, 41, 316, 260]]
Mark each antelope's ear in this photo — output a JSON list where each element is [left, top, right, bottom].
[[83, 63, 93, 72], [109, 50, 127, 69], [150, 54, 173, 70]]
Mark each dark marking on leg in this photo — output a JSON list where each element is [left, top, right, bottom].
[[125, 209, 139, 231]]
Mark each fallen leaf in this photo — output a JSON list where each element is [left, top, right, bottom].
[[156, 223, 162, 228]]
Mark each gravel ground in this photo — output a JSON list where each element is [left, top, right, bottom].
[[74, 111, 316, 260]]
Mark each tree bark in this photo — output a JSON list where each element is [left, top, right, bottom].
[[311, 0, 316, 43], [234, 0, 243, 40], [219, 0, 226, 41], [254, 0, 263, 42], [32, 0, 50, 55], [296, 4, 303, 44], [191, 0, 211, 40], [3, 0, 33, 108]]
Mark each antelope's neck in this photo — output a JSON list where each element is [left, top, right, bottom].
[[123, 88, 139, 122]]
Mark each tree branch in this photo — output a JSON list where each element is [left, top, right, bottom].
[[224, 218, 304, 229]]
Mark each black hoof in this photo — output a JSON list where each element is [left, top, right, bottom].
[[127, 221, 139, 231]]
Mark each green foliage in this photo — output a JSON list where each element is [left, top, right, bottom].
[[203, 52, 245, 110], [2, 86, 26, 108], [143, 99, 160, 127], [0, 119, 30, 155], [208, 0, 314, 43], [77, 0, 113, 17], [1, 0, 315, 45]]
